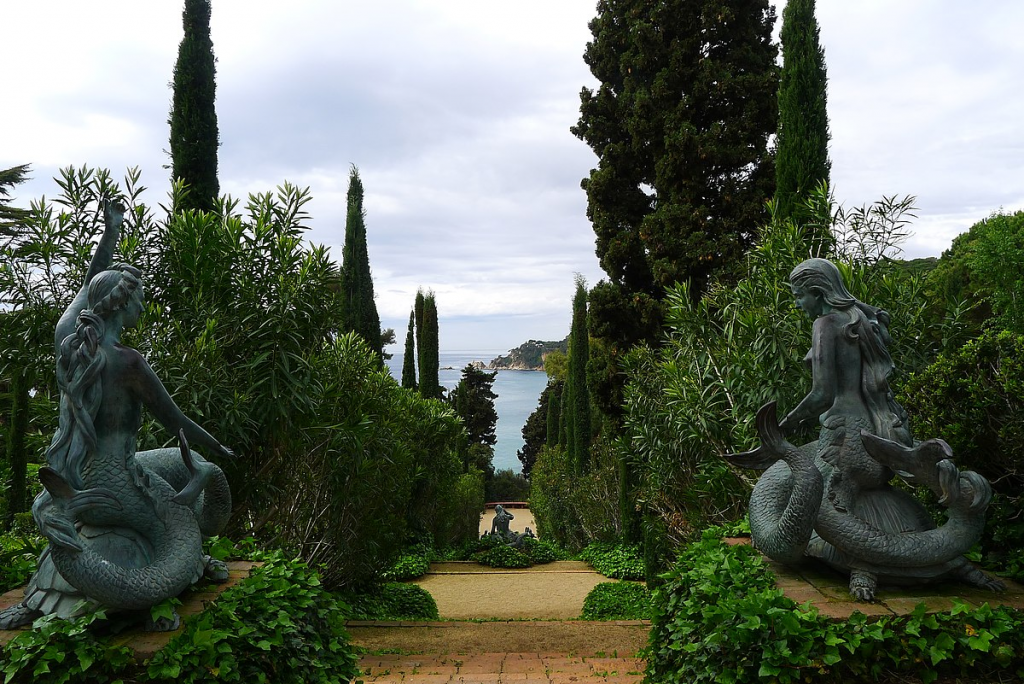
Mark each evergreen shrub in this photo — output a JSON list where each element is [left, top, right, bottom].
[[147, 553, 359, 683], [477, 544, 531, 569], [343, 583, 439, 621], [901, 329, 1024, 562], [579, 541, 644, 580], [581, 581, 651, 621]]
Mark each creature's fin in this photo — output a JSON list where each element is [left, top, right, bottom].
[[172, 428, 214, 506], [724, 402, 789, 470]]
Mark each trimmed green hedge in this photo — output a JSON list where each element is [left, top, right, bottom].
[[581, 582, 652, 621], [648, 528, 1024, 684], [579, 542, 645, 580]]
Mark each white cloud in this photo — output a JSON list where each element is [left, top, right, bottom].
[[4, 1, 1024, 350]]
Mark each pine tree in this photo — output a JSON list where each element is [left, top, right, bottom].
[[573, 0, 778, 416], [451, 365, 498, 449], [775, 0, 831, 227], [169, 0, 219, 213], [401, 311, 417, 389], [340, 166, 383, 360], [565, 276, 592, 473], [418, 292, 440, 400], [0, 164, 31, 238]]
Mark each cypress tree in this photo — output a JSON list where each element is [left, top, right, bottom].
[[340, 166, 383, 360], [775, 0, 831, 228], [566, 276, 592, 473], [414, 289, 425, 379], [545, 384, 561, 449], [401, 311, 417, 389], [169, 0, 219, 213], [418, 292, 440, 400]]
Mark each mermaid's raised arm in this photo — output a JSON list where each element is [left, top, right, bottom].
[[86, 199, 125, 283], [54, 199, 126, 350]]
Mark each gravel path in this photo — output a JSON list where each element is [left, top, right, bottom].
[[413, 562, 608, 620]]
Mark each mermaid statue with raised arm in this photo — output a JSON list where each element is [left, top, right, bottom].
[[0, 199, 233, 630], [726, 258, 1004, 601]]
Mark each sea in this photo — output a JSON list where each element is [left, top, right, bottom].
[[384, 350, 549, 474]]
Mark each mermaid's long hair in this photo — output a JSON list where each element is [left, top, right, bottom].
[[46, 264, 143, 489], [789, 258, 911, 444]]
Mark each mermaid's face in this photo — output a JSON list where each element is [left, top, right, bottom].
[[791, 285, 824, 318], [124, 289, 144, 328]]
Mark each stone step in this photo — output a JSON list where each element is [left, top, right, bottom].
[[347, 619, 650, 656], [359, 652, 646, 684]]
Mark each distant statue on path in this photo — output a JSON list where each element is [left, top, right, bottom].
[[490, 504, 514, 536], [726, 258, 1004, 601], [0, 199, 234, 631]]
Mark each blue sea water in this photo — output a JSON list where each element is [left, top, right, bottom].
[[385, 350, 548, 474]]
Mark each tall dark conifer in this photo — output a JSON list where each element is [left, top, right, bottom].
[[565, 276, 592, 473], [573, 0, 778, 415], [418, 292, 440, 400], [340, 166, 383, 360], [401, 311, 417, 389], [414, 289, 425, 379], [169, 0, 219, 213], [775, 0, 831, 228]]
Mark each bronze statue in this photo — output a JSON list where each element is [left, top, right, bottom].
[[0, 200, 233, 630], [728, 258, 1003, 601]]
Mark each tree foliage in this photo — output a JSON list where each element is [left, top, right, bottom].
[[518, 382, 559, 477], [339, 166, 383, 360], [401, 311, 417, 389], [573, 0, 778, 345], [774, 0, 830, 226], [1, 167, 479, 586], [417, 291, 441, 400], [622, 190, 944, 545], [168, 0, 219, 213], [901, 329, 1024, 555], [452, 365, 497, 447], [563, 276, 592, 473]]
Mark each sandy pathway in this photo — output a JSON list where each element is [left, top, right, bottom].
[[413, 561, 608, 620]]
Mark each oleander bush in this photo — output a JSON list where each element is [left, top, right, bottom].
[[648, 527, 1024, 684]]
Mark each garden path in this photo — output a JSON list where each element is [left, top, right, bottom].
[[350, 559, 649, 684]]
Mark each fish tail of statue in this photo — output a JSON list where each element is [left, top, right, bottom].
[[744, 403, 824, 566]]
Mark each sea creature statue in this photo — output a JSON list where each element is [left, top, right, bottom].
[[0, 200, 233, 631], [726, 258, 1004, 601]]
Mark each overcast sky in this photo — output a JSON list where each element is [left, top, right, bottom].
[[3, 1, 1023, 353]]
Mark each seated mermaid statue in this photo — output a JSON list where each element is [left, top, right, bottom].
[[0, 199, 233, 630], [727, 257, 1003, 601]]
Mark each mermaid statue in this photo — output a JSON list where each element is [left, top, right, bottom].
[[727, 258, 1004, 600], [0, 199, 233, 630]]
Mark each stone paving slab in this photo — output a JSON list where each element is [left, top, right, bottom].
[[359, 653, 645, 684], [347, 620, 650, 655], [0, 561, 258, 657], [724, 537, 1024, 619]]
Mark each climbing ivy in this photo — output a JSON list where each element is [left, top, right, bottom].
[[648, 528, 1024, 684]]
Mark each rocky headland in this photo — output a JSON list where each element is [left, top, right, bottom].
[[487, 338, 568, 371]]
